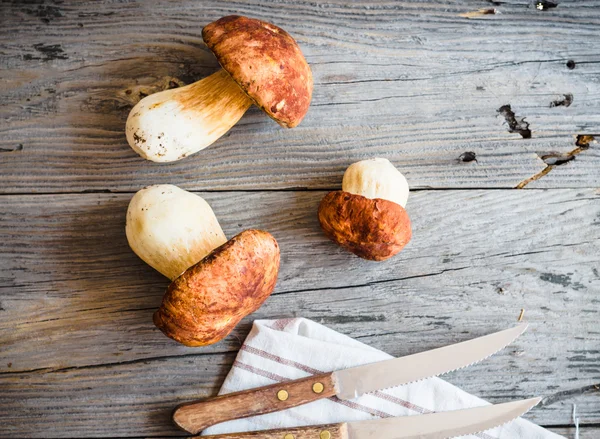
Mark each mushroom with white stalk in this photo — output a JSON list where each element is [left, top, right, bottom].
[[126, 184, 280, 346], [318, 158, 412, 261], [125, 15, 313, 162]]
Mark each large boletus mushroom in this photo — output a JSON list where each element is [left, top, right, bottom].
[[126, 185, 280, 346], [126, 15, 313, 162], [318, 158, 412, 261]]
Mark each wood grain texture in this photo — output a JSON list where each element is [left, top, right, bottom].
[[173, 373, 335, 434], [1, 189, 598, 436], [550, 427, 600, 439], [1, 0, 599, 437], [1, 0, 599, 193], [198, 423, 347, 439]]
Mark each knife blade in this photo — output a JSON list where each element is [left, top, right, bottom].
[[346, 397, 541, 439], [197, 397, 541, 439], [173, 324, 527, 434], [334, 323, 527, 399]]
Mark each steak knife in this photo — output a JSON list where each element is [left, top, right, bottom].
[[197, 398, 541, 439], [174, 324, 527, 434]]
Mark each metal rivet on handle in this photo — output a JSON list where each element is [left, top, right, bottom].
[[320, 430, 331, 439], [284, 434, 294, 439], [277, 390, 289, 401], [312, 382, 324, 394]]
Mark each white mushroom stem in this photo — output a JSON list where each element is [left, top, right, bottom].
[[126, 185, 227, 280], [342, 158, 410, 207], [126, 69, 252, 163]]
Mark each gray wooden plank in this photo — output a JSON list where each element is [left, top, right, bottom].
[[549, 427, 600, 439], [1, 189, 598, 435], [1, 351, 598, 438], [1, 0, 599, 192]]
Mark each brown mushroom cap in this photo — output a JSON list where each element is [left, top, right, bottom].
[[318, 191, 412, 261], [202, 15, 313, 128], [153, 229, 280, 347]]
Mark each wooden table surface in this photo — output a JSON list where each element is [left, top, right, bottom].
[[1, 1, 599, 437]]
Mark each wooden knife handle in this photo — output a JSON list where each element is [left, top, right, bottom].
[[173, 372, 336, 434], [197, 423, 347, 439]]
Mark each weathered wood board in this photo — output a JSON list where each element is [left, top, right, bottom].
[[1, 190, 598, 437], [1, 0, 599, 193], [1, 0, 599, 437]]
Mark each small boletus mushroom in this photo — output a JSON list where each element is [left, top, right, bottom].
[[126, 15, 313, 162], [126, 184, 280, 346], [318, 158, 412, 261]]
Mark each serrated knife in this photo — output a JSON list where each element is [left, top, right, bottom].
[[174, 324, 527, 434], [197, 397, 541, 439]]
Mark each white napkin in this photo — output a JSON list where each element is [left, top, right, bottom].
[[203, 318, 563, 439]]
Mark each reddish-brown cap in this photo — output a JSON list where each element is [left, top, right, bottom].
[[318, 191, 412, 261], [153, 229, 280, 346], [202, 15, 313, 128]]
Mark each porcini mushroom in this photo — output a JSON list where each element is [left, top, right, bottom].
[[126, 15, 313, 162], [126, 184, 227, 280], [126, 184, 280, 346], [318, 158, 412, 261], [153, 229, 279, 346]]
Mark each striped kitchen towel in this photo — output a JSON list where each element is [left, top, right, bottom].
[[202, 318, 563, 439]]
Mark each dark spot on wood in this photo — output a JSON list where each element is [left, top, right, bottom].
[[7, 363, 11, 368], [566, 60, 576, 69], [541, 152, 576, 166], [32, 43, 68, 61], [81, 189, 112, 193], [540, 272, 572, 287], [550, 93, 573, 108], [168, 81, 180, 89], [78, 23, 84, 28], [24, 4, 63, 23], [476, 86, 485, 91], [0, 144, 24, 153], [442, 258, 451, 263], [498, 105, 531, 138], [270, 105, 278, 113], [125, 89, 132, 95], [458, 151, 477, 163], [139, 91, 148, 99], [576, 134, 596, 148], [78, 11, 115, 17], [319, 315, 386, 324], [23, 54, 39, 61], [496, 287, 505, 294], [539, 384, 600, 406], [535, 0, 558, 10]]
